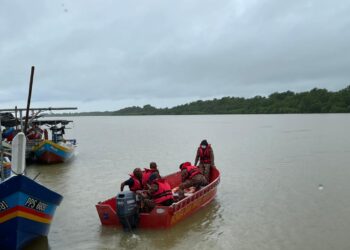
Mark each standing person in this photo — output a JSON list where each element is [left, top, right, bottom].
[[194, 139, 215, 181], [142, 162, 160, 189], [177, 162, 207, 198], [120, 168, 143, 192]]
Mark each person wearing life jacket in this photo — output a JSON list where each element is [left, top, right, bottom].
[[141, 173, 174, 212], [194, 139, 215, 181], [120, 168, 143, 192], [142, 162, 160, 189], [26, 124, 44, 140], [177, 162, 208, 199], [51, 126, 65, 142]]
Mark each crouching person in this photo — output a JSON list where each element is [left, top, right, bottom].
[[178, 162, 208, 199], [120, 168, 143, 192], [141, 173, 174, 212]]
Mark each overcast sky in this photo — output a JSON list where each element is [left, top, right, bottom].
[[1, 0, 350, 112]]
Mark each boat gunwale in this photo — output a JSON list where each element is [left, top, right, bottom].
[[33, 140, 75, 153]]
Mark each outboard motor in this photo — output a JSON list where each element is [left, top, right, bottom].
[[116, 191, 139, 231]]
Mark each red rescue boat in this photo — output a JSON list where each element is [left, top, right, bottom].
[[95, 167, 220, 229]]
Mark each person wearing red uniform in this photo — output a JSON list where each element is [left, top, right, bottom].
[[194, 139, 215, 181], [120, 168, 143, 192], [26, 124, 44, 140], [141, 173, 174, 212], [177, 162, 208, 198], [142, 162, 160, 189]]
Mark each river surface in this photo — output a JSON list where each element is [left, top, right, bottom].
[[23, 114, 350, 250]]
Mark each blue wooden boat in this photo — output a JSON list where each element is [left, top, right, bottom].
[[0, 175, 63, 249], [32, 140, 75, 164], [30, 119, 76, 164], [0, 132, 63, 249]]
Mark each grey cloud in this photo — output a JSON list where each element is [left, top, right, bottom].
[[0, 0, 349, 111]]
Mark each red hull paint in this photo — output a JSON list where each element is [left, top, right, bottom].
[[38, 151, 65, 164], [0, 206, 53, 221], [96, 167, 220, 228]]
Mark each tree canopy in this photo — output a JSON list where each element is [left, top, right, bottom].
[[56, 85, 350, 116]]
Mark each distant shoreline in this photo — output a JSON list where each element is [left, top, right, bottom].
[[51, 112, 350, 117], [52, 86, 350, 116]]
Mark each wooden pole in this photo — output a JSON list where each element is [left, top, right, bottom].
[[24, 66, 35, 134], [19, 111, 23, 132], [15, 106, 18, 131]]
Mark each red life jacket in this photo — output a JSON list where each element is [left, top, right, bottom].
[[142, 168, 158, 187], [180, 163, 201, 180], [151, 179, 173, 205], [198, 144, 212, 164], [128, 174, 142, 191]]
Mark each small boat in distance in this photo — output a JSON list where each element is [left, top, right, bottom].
[[31, 119, 77, 164], [0, 133, 63, 249], [0, 107, 78, 164], [96, 167, 220, 229]]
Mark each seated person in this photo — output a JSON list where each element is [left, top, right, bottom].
[[27, 124, 43, 140], [140, 173, 174, 212], [142, 162, 160, 189], [120, 168, 143, 192], [177, 162, 208, 199]]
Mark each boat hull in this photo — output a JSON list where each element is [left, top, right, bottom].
[[33, 140, 75, 164], [96, 167, 220, 229], [0, 175, 63, 249]]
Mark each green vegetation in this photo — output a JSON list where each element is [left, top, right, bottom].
[[57, 85, 350, 116]]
